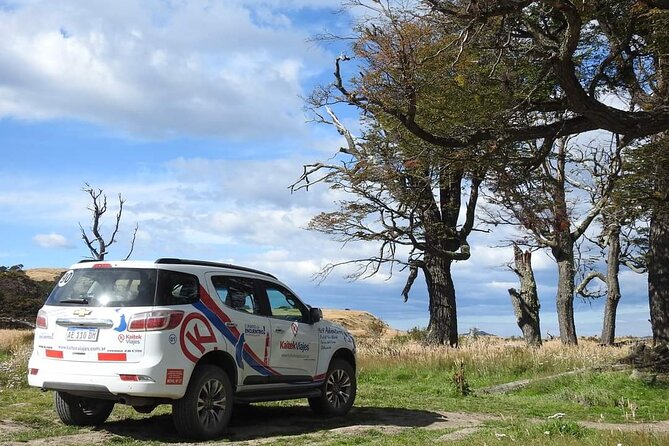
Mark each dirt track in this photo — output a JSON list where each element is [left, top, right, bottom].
[[2, 404, 669, 445]]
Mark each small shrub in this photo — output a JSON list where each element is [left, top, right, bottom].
[[406, 326, 427, 342], [539, 420, 587, 438], [452, 359, 471, 396]]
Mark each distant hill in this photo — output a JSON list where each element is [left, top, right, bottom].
[[25, 268, 66, 282], [321, 309, 403, 339]]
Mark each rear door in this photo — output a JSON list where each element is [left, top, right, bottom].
[[208, 275, 273, 385]]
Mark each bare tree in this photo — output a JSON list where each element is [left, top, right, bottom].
[[79, 183, 138, 261]]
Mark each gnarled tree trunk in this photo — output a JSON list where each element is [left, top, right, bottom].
[[424, 252, 458, 347], [600, 223, 622, 345], [552, 232, 577, 345], [508, 245, 541, 346], [649, 208, 669, 345]]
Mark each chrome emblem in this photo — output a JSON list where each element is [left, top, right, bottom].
[[73, 308, 92, 317]]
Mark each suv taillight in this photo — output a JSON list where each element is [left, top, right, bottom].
[[36, 309, 48, 329], [127, 311, 184, 331]]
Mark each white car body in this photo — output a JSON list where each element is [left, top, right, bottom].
[[28, 259, 356, 439]]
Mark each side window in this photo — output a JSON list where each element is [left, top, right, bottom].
[[211, 276, 260, 315], [266, 286, 306, 321], [156, 270, 200, 305]]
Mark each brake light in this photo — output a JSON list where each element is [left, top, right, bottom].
[[36, 309, 48, 329], [127, 311, 184, 331], [92, 263, 112, 269]]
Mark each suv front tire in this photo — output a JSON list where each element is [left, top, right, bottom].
[[308, 358, 356, 416]]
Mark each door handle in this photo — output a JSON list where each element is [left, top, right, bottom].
[[274, 327, 285, 333], [225, 322, 237, 328]]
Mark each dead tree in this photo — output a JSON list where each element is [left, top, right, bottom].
[[79, 183, 138, 261], [508, 245, 541, 346]]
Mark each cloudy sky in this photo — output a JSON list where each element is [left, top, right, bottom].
[[0, 0, 651, 337]]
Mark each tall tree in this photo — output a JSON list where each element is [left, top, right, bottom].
[[79, 183, 138, 261]]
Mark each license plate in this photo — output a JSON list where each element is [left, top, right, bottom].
[[66, 327, 99, 342]]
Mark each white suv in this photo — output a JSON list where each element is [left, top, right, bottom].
[[28, 258, 357, 440]]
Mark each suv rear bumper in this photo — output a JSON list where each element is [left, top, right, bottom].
[[28, 353, 187, 400]]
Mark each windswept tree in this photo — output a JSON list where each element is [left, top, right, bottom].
[[79, 183, 138, 261], [303, 0, 669, 344], [293, 110, 483, 346]]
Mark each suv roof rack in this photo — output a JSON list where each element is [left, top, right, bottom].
[[155, 258, 276, 279]]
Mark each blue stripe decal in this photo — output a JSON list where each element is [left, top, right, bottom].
[[192, 301, 275, 377], [193, 301, 237, 345]]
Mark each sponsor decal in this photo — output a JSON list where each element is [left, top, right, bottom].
[[38, 333, 54, 340], [166, 369, 184, 385], [244, 324, 266, 336], [179, 313, 217, 363], [117, 333, 142, 345], [290, 321, 299, 336], [58, 270, 74, 287], [319, 325, 354, 349], [169, 334, 177, 345], [113, 310, 127, 332], [279, 340, 310, 352]]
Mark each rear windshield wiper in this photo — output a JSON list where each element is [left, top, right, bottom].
[[59, 298, 90, 305]]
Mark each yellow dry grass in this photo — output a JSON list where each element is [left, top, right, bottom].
[[0, 329, 33, 353], [356, 336, 630, 371]]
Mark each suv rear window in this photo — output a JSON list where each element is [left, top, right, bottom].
[[45, 268, 201, 307], [46, 268, 158, 307]]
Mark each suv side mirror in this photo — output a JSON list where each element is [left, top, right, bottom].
[[309, 307, 322, 324]]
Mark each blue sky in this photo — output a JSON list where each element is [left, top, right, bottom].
[[0, 0, 651, 338]]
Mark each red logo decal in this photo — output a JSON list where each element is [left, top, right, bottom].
[[179, 313, 217, 362], [166, 369, 184, 385], [291, 321, 299, 336]]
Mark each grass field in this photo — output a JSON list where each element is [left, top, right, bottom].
[[2, 329, 669, 445]]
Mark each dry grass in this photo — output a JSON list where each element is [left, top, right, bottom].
[[356, 336, 630, 381], [0, 330, 32, 389], [0, 329, 33, 353]]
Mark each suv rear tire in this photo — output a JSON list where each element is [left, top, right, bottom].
[[54, 391, 114, 426], [308, 358, 356, 416], [172, 365, 233, 440]]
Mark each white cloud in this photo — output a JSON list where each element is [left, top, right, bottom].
[[0, 0, 336, 139], [33, 232, 73, 249]]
